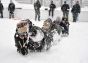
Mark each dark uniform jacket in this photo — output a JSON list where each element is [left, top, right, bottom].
[[0, 3, 4, 12], [34, 1, 41, 10], [71, 4, 80, 13], [61, 4, 70, 12], [49, 3, 56, 10], [8, 3, 15, 12]]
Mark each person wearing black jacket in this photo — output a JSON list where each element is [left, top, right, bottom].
[[8, 0, 15, 18], [71, 1, 81, 22], [61, 1, 70, 19], [60, 17, 70, 34], [49, 1, 56, 17], [34, 0, 41, 21], [0, 1, 4, 18]]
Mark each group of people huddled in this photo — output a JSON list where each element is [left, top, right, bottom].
[[14, 16, 69, 55], [0, 0, 15, 18], [0, 0, 80, 55], [34, 0, 81, 22], [13, 0, 81, 55]]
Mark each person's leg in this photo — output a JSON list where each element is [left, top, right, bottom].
[[73, 13, 76, 22], [52, 10, 54, 17], [65, 25, 68, 34], [35, 11, 37, 21], [9, 12, 11, 19], [12, 12, 14, 18], [10, 12, 13, 18], [74, 13, 78, 22], [38, 11, 40, 21], [16, 44, 21, 52], [0, 12, 1, 18], [1, 11, 3, 18], [49, 10, 51, 16], [76, 13, 79, 21], [68, 25, 69, 34], [66, 11, 69, 19], [63, 11, 65, 17]]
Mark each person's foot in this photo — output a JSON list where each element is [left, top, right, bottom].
[[73, 21, 76, 22], [38, 19, 40, 21], [17, 49, 20, 53], [9, 17, 11, 19], [1, 16, 3, 18]]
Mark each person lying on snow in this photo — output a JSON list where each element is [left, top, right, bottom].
[[26, 19, 45, 52], [14, 21, 28, 55], [42, 18, 54, 50], [52, 17, 63, 35]]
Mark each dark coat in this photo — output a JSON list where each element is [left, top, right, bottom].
[[28, 26, 45, 51], [0, 3, 4, 12], [71, 4, 80, 13], [49, 3, 56, 10], [8, 3, 15, 12], [61, 4, 70, 12], [34, 1, 41, 10], [14, 33, 27, 48], [59, 21, 68, 32]]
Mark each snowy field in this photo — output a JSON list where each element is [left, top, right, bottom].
[[0, 18, 88, 63]]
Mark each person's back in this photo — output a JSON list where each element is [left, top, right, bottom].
[[61, 1, 69, 12], [8, 3, 15, 12], [0, 2, 3, 11], [50, 3, 56, 10], [71, 1, 81, 22], [34, 0, 41, 10], [71, 3, 80, 13]]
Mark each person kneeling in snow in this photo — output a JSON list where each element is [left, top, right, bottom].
[[60, 17, 70, 35]]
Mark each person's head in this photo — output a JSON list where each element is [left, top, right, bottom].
[[36, 0, 40, 3], [64, 1, 66, 4], [10, 0, 13, 3], [37, 0, 39, 2], [76, 1, 79, 4], [25, 19, 32, 28], [43, 18, 52, 30], [51, 1, 53, 4]]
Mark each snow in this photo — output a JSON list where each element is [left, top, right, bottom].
[[29, 30, 44, 42], [0, 18, 88, 63], [0, 0, 88, 63]]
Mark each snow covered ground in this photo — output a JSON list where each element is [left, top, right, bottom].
[[0, 18, 88, 63]]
